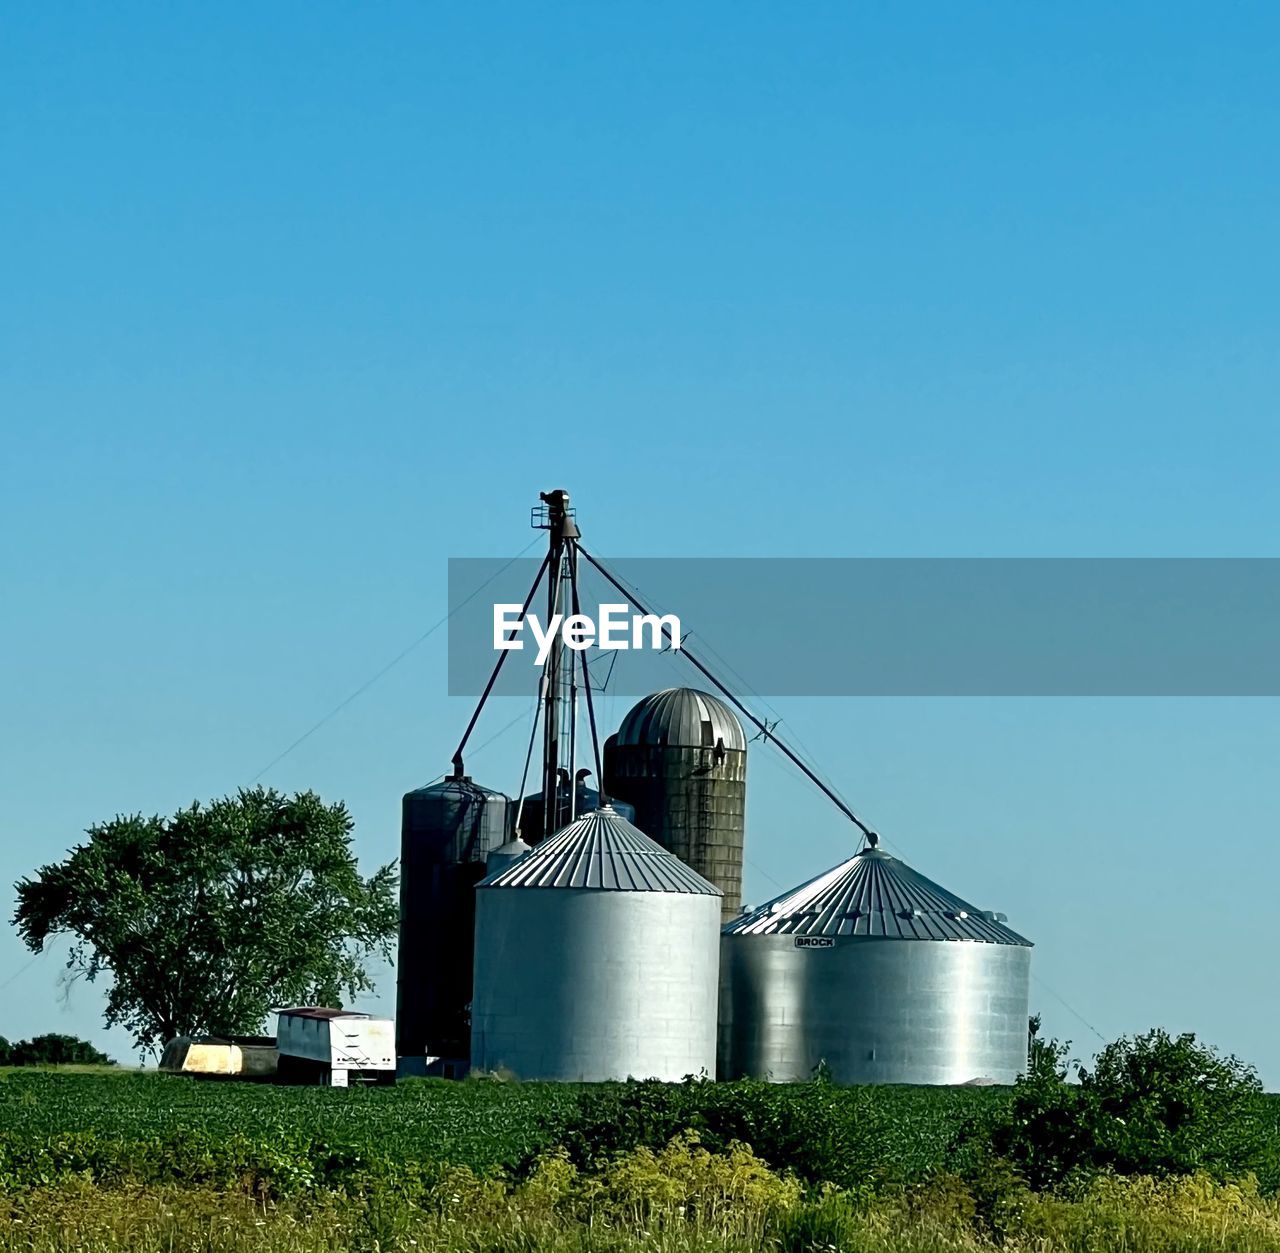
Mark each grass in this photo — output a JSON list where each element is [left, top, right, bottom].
[[4, 1159, 1280, 1252]]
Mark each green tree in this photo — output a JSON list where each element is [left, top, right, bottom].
[[1026, 1014, 1072, 1082], [13, 787, 398, 1053], [1079, 1028, 1270, 1183], [0, 1033, 114, 1066], [991, 1027, 1273, 1190]]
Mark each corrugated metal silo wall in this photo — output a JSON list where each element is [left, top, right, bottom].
[[471, 888, 721, 1081], [605, 742, 746, 920], [396, 785, 508, 1064], [718, 934, 1032, 1084]]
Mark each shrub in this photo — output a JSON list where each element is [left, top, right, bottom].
[[570, 1131, 804, 1237], [989, 1028, 1277, 1192], [543, 1075, 990, 1190]]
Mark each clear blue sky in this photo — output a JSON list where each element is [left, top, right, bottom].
[[3, 4, 1278, 1074]]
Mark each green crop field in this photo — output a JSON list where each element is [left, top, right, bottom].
[[5, 1072, 1280, 1251], [0, 1070, 1009, 1178], [4, 1070, 1280, 1175], [0, 1070, 579, 1173]]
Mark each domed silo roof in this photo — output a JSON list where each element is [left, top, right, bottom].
[[480, 806, 720, 895], [615, 688, 747, 753], [725, 846, 1031, 945]]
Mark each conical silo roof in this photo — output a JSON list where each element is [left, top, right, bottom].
[[725, 846, 1030, 945], [615, 688, 747, 752], [479, 806, 721, 895]]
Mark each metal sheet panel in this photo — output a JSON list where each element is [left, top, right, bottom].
[[278, 1012, 396, 1071], [615, 689, 748, 753], [330, 1017, 395, 1071], [485, 837, 531, 877], [718, 933, 1031, 1085], [480, 807, 720, 895], [725, 848, 1031, 945], [472, 887, 721, 1082]]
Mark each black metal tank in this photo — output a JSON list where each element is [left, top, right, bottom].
[[514, 768, 634, 846], [603, 688, 748, 921], [396, 775, 509, 1074]]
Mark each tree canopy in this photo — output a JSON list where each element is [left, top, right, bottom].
[[14, 787, 398, 1053], [0, 1033, 114, 1067]]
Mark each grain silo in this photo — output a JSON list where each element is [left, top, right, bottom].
[[396, 774, 509, 1076], [470, 805, 721, 1081], [604, 688, 748, 920], [719, 841, 1032, 1085]]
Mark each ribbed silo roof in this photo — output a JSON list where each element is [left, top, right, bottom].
[[725, 847, 1031, 945], [479, 806, 721, 895], [615, 688, 747, 752]]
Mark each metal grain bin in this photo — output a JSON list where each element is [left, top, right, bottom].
[[719, 845, 1032, 1085], [604, 688, 748, 920], [471, 806, 722, 1081], [396, 775, 509, 1075]]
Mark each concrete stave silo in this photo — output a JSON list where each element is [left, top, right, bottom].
[[604, 688, 748, 920], [718, 845, 1032, 1085], [471, 805, 721, 1081], [396, 775, 509, 1076]]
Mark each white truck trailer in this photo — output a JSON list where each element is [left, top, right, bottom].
[[275, 1008, 395, 1086]]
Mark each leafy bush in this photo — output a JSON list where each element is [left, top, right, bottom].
[[989, 1028, 1278, 1192], [604, 1132, 802, 1232], [544, 1075, 997, 1189]]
